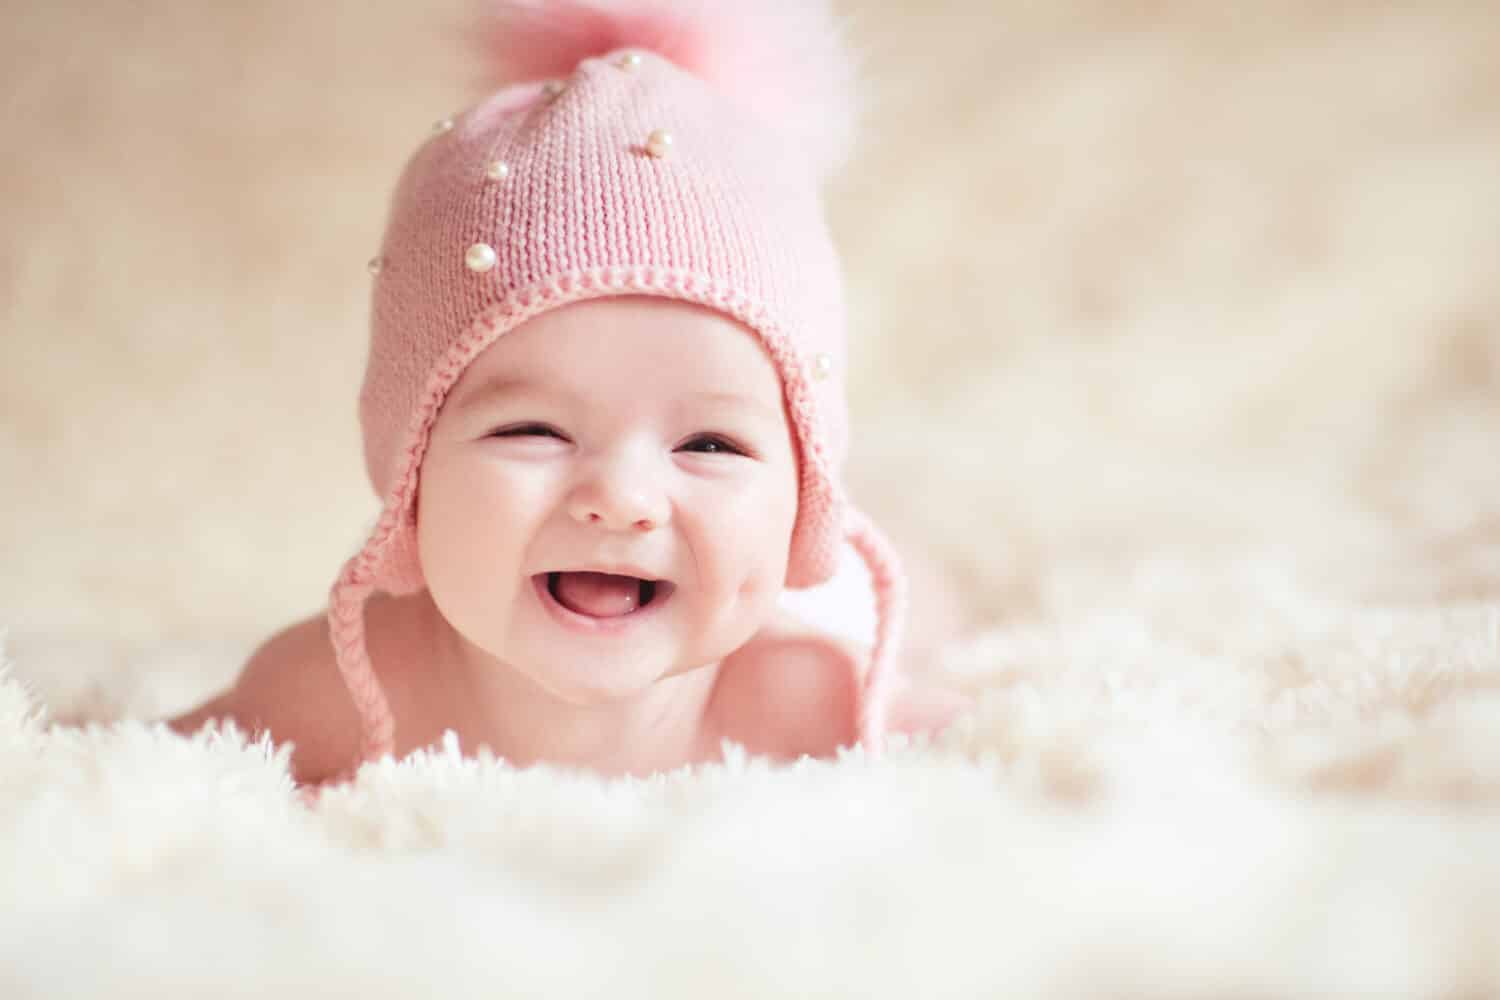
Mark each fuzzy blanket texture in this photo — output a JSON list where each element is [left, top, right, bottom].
[[3, 1, 1499, 996]]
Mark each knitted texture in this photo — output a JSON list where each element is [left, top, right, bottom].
[[325, 45, 908, 780]]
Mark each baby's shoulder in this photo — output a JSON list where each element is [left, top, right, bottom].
[[708, 611, 865, 761], [218, 593, 445, 784], [212, 592, 418, 782], [211, 609, 362, 784]]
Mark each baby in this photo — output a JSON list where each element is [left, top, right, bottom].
[[168, 0, 967, 788]]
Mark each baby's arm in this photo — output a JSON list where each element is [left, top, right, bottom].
[[711, 612, 862, 760], [167, 614, 361, 786], [713, 610, 970, 759]]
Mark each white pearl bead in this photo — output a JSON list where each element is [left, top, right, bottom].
[[465, 243, 497, 272], [366, 255, 385, 276], [646, 129, 673, 158], [486, 160, 510, 181], [432, 117, 454, 134], [618, 52, 642, 70], [813, 353, 834, 380]]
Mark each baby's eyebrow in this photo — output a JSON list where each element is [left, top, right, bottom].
[[448, 376, 562, 414], [448, 377, 780, 423], [688, 391, 782, 424]]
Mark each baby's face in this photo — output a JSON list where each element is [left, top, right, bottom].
[[416, 296, 799, 705]]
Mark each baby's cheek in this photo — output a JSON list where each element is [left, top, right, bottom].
[[734, 569, 779, 612], [729, 519, 794, 610], [420, 462, 534, 591]]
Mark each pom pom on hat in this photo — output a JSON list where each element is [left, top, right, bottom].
[[468, 0, 860, 180]]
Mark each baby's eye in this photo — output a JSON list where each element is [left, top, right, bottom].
[[492, 423, 566, 440], [678, 434, 746, 456]]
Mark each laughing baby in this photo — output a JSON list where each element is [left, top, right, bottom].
[[169, 0, 968, 789]]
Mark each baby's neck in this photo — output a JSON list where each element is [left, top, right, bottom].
[[411, 592, 724, 776]]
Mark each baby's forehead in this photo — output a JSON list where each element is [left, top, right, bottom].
[[462, 298, 785, 396], [446, 328, 789, 434]]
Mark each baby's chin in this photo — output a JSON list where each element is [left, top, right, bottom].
[[504, 647, 706, 707]]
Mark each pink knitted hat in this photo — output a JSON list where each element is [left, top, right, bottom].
[[326, 0, 907, 781]]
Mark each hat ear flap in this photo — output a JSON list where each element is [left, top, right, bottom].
[[784, 480, 844, 589], [370, 499, 426, 597]]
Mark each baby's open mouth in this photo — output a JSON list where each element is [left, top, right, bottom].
[[540, 571, 675, 619]]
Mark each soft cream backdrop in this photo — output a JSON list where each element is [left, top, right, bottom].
[[2, 0, 1498, 673]]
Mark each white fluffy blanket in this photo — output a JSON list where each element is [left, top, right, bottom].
[[3, 0, 1499, 995], [4, 576, 1499, 995]]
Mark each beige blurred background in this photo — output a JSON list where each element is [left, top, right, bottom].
[[2, 0, 1498, 677]]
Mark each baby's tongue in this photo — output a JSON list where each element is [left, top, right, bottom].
[[552, 572, 641, 618]]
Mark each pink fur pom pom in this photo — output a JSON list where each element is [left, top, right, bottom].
[[469, 0, 860, 180]]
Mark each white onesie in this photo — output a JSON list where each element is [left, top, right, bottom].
[[775, 539, 877, 648]]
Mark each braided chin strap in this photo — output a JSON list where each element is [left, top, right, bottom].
[[842, 504, 908, 756], [322, 507, 907, 788], [325, 557, 397, 787]]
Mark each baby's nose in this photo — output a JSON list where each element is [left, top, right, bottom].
[[571, 504, 658, 532], [566, 470, 668, 532]]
